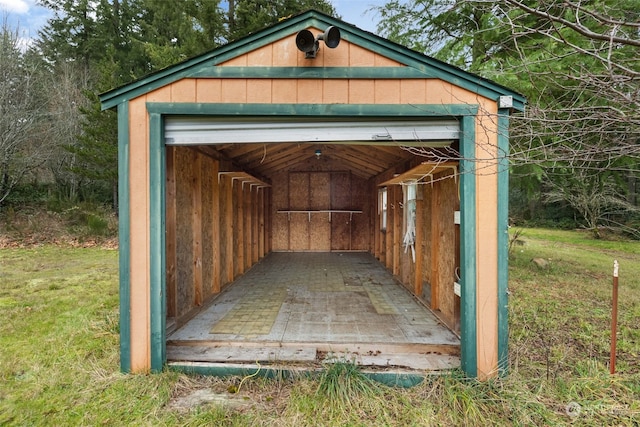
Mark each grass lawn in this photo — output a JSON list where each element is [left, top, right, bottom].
[[1, 229, 639, 425]]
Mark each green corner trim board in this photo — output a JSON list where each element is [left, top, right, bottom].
[[459, 115, 477, 378], [117, 101, 131, 373], [497, 109, 510, 376], [99, 10, 525, 111], [149, 113, 166, 372]]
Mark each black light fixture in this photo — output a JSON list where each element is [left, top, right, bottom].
[[296, 26, 341, 59]]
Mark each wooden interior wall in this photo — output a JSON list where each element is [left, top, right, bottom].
[[421, 184, 433, 304], [166, 147, 269, 325], [373, 167, 460, 333], [310, 173, 331, 251], [429, 171, 459, 331], [271, 167, 371, 252]]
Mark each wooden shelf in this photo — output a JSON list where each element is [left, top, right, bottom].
[[277, 210, 362, 214], [379, 161, 458, 186], [218, 171, 270, 188], [277, 210, 362, 222]]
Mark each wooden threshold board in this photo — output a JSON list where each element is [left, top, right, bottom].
[[167, 341, 460, 371]]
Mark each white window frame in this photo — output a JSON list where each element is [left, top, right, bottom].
[[403, 182, 418, 262], [378, 187, 388, 231]]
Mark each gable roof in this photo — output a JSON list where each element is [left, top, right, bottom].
[[100, 9, 525, 111]]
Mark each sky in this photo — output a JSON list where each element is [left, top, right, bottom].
[[1, 0, 390, 49]]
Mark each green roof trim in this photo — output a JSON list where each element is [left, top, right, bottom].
[[145, 102, 479, 117], [188, 66, 432, 79], [99, 10, 525, 111]]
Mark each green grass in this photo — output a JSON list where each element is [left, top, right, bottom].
[[1, 230, 639, 426]]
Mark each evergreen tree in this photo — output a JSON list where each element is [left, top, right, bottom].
[[228, 0, 337, 40], [374, 0, 640, 233]]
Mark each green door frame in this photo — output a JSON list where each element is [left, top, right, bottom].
[[124, 102, 487, 376]]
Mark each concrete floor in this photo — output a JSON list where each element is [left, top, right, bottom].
[[168, 252, 460, 371]]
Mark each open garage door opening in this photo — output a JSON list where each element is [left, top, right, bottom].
[[164, 118, 463, 372]]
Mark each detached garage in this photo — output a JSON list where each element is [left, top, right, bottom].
[[100, 10, 525, 380]]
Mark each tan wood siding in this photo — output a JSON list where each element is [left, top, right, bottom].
[[124, 30, 502, 376]]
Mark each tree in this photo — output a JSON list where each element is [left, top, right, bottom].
[[228, 0, 338, 40], [136, 0, 225, 69], [374, 0, 504, 71], [374, 0, 640, 234], [544, 165, 638, 238], [0, 18, 48, 206]]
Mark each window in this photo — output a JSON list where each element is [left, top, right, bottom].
[[378, 188, 387, 231], [403, 182, 417, 262]]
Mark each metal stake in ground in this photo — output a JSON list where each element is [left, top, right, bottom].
[[610, 260, 619, 375]]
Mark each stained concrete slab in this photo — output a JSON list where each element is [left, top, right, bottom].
[[168, 252, 460, 371]]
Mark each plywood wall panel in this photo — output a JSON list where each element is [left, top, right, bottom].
[[425, 80, 453, 104], [297, 80, 323, 104], [331, 172, 351, 210], [322, 80, 349, 103], [191, 152, 203, 307], [220, 35, 400, 68], [271, 172, 289, 250], [349, 44, 375, 66], [175, 148, 194, 318], [309, 173, 330, 209], [433, 173, 458, 329], [258, 189, 265, 257], [223, 55, 247, 66], [310, 213, 331, 250], [288, 172, 309, 250], [272, 80, 297, 103], [234, 180, 244, 276], [374, 80, 401, 104], [400, 250, 412, 290], [421, 184, 433, 302], [350, 175, 370, 251], [201, 155, 214, 300], [309, 174, 331, 250], [247, 44, 273, 66], [474, 100, 500, 378], [210, 158, 221, 294], [196, 80, 222, 103], [348, 80, 375, 103], [290, 213, 310, 250], [243, 185, 252, 271], [289, 173, 310, 210], [251, 189, 259, 263], [221, 80, 247, 103], [171, 79, 197, 102], [165, 146, 177, 318], [323, 40, 349, 66], [146, 85, 171, 102], [414, 196, 424, 297], [247, 79, 272, 103], [219, 175, 233, 285], [331, 213, 350, 250], [392, 185, 401, 276], [271, 35, 298, 66], [374, 55, 402, 66], [128, 96, 150, 371], [400, 80, 427, 104]]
